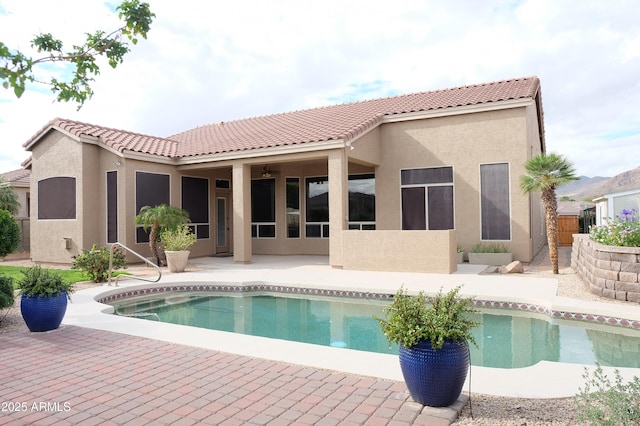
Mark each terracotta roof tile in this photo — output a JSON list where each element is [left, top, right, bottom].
[[23, 76, 540, 161], [23, 118, 179, 158], [171, 76, 540, 157], [1, 168, 30, 183]]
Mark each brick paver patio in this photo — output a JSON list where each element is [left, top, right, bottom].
[[0, 326, 465, 425]]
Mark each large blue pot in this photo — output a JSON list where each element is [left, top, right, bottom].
[[20, 291, 68, 332], [399, 339, 470, 407]]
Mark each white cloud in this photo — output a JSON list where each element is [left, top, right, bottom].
[[1, 0, 639, 177]]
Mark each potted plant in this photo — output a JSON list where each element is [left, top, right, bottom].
[[468, 242, 512, 266], [161, 224, 197, 272], [376, 286, 478, 407], [456, 246, 465, 264], [134, 204, 190, 266], [17, 266, 75, 332]]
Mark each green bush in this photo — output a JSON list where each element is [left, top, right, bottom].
[[574, 364, 640, 425], [0, 209, 20, 257], [470, 242, 509, 253], [71, 244, 127, 283], [0, 276, 14, 309], [161, 224, 196, 251], [17, 266, 74, 299]]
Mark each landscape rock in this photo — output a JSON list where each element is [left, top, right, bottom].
[[500, 261, 524, 274]]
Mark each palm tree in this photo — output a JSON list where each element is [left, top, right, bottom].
[[0, 176, 20, 215], [520, 153, 578, 274], [134, 204, 189, 266]]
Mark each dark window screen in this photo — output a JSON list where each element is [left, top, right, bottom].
[[481, 163, 510, 240], [401, 167, 453, 185], [38, 177, 76, 219], [251, 179, 275, 222], [135, 172, 170, 213], [401, 187, 426, 230], [427, 186, 454, 230], [107, 171, 118, 243], [135, 172, 170, 243], [182, 176, 209, 223]]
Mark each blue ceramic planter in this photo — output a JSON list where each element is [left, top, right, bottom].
[[398, 339, 470, 407], [20, 291, 68, 332]]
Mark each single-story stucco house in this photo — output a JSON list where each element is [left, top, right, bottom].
[[21, 76, 547, 273]]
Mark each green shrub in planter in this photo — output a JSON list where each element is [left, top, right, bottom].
[[470, 243, 509, 253], [72, 244, 127, 283], [161, 225, 196, 251], [17, 266, 74, 299]]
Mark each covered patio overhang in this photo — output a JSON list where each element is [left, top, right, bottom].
[[175, 132, 457, 274]]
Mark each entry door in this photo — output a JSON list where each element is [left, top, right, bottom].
[[216, 196, 230, 253]]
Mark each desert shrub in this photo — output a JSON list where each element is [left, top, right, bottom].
[[0, 276, 14, 309], [574, 364, 640, 425], [0, 209, 20, 257], [590, 210, 640, 247], [470, 242, 509, 253], [72, 244, 127, 283]]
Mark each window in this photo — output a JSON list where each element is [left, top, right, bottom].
[[251, 178, 276, 238], [401, 167, 454, 230], [480, 163, 510, 240], [182, 176, 209, 239], [135, 172, 170, 243], [306, 176, 329, 238], [215, 179, 230, 189], [348, 174, 375, 230], [286, 178, 300, 238], [106, 171, 117, 243], [38, 177, 76, 219]]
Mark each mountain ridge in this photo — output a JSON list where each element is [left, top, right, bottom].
[[557, 166, 640, 200]]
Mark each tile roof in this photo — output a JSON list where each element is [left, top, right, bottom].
[[171, 76, 541, 158], [0, 168, 30, 183], [24, 119, 180, 158], [24, 76, 540, 160]]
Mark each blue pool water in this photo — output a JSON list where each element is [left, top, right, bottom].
[[112, 293, 640, 369]]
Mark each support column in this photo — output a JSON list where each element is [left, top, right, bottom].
[[232, 162, 252, 264], [328, 149, 348, 268]]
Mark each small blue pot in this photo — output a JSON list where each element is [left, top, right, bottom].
[[20, 291, 68, 332], [399, 339, 470, 407]]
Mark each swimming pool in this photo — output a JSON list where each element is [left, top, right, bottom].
[[104, 285, 640, 369]]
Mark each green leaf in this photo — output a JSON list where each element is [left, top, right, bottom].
[[13, 85, 24, 98]]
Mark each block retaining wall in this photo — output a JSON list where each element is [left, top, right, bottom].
[[572, 234, 640, 303]]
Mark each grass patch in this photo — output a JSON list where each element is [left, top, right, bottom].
[[0, 266, 128, 289]]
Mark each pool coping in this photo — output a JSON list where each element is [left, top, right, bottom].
[[63, 255, 640, 399]]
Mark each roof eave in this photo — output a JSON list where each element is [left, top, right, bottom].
[[382, 98, 535, 124], [176, 139, 347, 167]]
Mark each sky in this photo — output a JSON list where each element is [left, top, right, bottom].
[[1, 0, 639, 177]]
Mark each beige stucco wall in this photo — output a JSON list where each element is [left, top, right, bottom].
[[375, 106, 540, 262], [342, 230, 456, 273], [30, 132, 84, 263]]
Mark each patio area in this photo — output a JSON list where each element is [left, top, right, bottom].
[[2, 252, 640, 424]]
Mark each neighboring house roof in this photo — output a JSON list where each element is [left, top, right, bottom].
[[23, 76, 542, 161], [1, 168, 30, 186], [557, 201, 595, 216]]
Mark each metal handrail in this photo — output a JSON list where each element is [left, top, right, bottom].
[[108, 242, 162, 286]]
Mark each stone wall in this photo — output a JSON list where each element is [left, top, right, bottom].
[[572, 234, 640, 302]]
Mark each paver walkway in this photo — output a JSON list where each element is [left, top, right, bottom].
[[0, 326, 464, 425]]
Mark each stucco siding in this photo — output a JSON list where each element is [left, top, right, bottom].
[[30, 132, 83, 263], [375, 107, 535, 261]]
